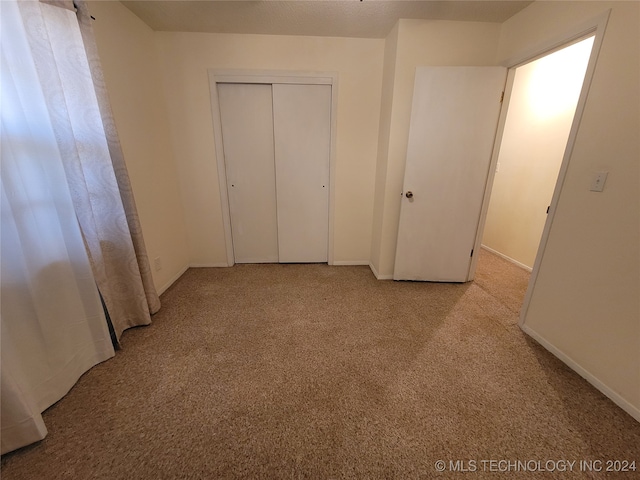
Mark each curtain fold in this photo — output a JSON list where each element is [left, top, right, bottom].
[[75, 0, 161, 318], [19, 0, 160, 341]]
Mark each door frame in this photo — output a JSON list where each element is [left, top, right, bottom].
[[208, 70, 338, 266], [468, 11, 610, 324]]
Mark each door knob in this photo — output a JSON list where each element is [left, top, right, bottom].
[[405, 191, 413, 199]]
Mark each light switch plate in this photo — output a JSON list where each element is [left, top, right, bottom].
[[590, 171, 608, 192]]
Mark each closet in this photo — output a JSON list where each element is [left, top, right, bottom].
[[217, 83, 331, 263]]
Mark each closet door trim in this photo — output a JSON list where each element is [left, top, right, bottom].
[[208, 69, 338, 266]]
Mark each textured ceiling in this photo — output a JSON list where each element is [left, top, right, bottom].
[[121, 1, 533, 39]]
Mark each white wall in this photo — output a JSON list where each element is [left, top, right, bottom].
[[370, 22, 400, 278], [501, 1, 639, 420], [370, 20, 502, 278], [483, 38, 593, 269], [89, 3, 640, 421], [89, 1, 190, 293], [156, 32, 384, 265]]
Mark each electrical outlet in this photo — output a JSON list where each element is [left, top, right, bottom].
[[590, 171, 608, 192], [154, 257, 162, 271]]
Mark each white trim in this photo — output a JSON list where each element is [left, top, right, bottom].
[[208, 75, 235, 267], [189, 263, 230, 268], [208, 69, 338, 266], [157, 260, 248, 296], [157, 265, 189, 296], [481, 245, 533, 272], [519, 10, 610, 328], [522, 324, 640, 423], [501, 12, 610, 69], [327, 77, 338, 266], [332, 260, 369, 266], [369, 262, 393, 280], [467, 69, 513, 281], [209, 69, 334, 85]]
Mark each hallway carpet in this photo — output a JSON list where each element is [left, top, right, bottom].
[[2, 250, 638, 479]]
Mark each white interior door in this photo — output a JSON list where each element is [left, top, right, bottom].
[[272, 84, 331, 262], [218, 83, 279, 263], [394, 67, 506, 282]]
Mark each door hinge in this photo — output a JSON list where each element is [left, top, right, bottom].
[[546, 206, 550, 214], [500, 91, 505, 103], [470, 248, 474, 257]]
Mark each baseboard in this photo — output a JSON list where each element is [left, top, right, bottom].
[[521, 323, 640, 423], [331, 260, 369, 266], [481, 245, 533, 272], [158, 263, 231, 295], [157, 265, 189, 295], [369, 263, 394, 280], [188, 263, 230, 268]]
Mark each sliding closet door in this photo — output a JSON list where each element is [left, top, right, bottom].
[[272, 84, 331, 263], [218, 83, 278, 263]]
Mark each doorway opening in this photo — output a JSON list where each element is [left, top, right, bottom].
[[474, 33, 599, 313], [482, 36, 595, 270]]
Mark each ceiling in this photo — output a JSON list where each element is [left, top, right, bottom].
[[121, 0, 534, 39]]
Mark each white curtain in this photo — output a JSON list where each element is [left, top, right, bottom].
[[1, 0, 115, 454], [19, 0, 162, 342], [75, 0, 162, 332]]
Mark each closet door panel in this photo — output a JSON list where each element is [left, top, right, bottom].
[[218, 83, 279, 263], [272, 84, 331, 263]]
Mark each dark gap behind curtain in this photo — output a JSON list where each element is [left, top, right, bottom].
[[99, 289, 120, 350]]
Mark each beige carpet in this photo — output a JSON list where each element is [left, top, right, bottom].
[[2, 249, 639, 479]]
